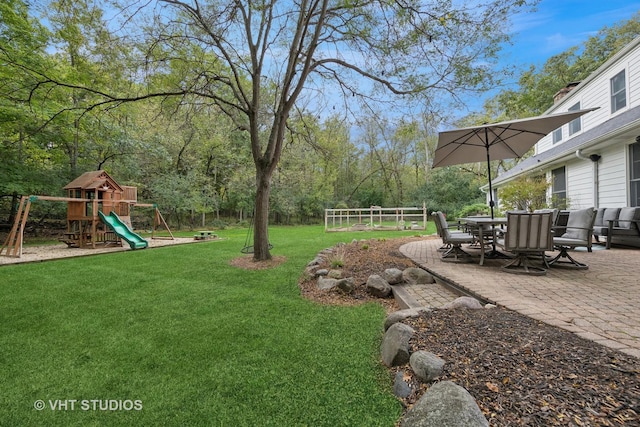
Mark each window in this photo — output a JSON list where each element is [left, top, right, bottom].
[[568, 103, 581, 135], [611, 70, 626, 113], [631, 142, 640, 207], [552, 167, 567, 208], [552, 128, 562, 143]]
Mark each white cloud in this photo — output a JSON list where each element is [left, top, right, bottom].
[[503, 0, 640, 65]]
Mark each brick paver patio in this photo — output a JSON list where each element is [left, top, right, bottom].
[[399, 237, 640, 358]]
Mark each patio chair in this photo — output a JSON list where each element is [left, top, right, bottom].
[[533, 208, 559, 225], [431, 211, 468, 251], [466, 222, 496, 250], [547, 207, 597, 269], [496, 211, 554, 275], [433, 211, 476, 263]]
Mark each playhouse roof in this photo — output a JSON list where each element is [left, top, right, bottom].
[[63, 170, 124, 192]]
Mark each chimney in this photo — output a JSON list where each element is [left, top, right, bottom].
[[553, 81, 581, 103]]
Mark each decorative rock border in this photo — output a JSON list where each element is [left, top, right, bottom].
[[382, 297, 494, 426], [307, 243, 495, 426]]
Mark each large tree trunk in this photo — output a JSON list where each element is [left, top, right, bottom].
[[253, 166, 273, 261]]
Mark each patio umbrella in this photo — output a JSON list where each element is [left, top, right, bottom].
[[432, 108, 598, 218]]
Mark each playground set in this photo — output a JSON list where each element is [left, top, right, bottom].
[[1, 170, 173, 258]]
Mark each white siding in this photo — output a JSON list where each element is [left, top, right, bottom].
[[566, 160, 595, 208], [536, 135, 553, 153], [598, 145, 628, 207], [629, 53, 640, 106]]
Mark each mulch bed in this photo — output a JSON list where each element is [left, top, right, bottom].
[[402, 308, 640, 426], [299, 236, 640, 426]]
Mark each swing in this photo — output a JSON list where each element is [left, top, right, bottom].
[[241, 215, 273, 254]]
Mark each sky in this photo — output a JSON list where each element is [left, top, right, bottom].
[[337, 1, 640, 121], [501, 0, 640, 71]]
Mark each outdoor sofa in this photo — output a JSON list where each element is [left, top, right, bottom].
[[592, 207, 640, 249]]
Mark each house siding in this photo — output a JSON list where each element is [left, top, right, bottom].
[[630, 54, 640, 103], [567, 160, 594, 208], [598, 146, 628, 206]]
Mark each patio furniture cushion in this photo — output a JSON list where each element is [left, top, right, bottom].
[[617, 207, 640, 229], [593, 208, 620, 236], [550, 207, 596, 269], [562, 208, 595, 241]]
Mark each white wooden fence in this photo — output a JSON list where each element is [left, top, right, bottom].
[[324, 204, 427, 232]]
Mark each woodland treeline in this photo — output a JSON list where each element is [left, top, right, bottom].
[[1, 1, 638, 229]]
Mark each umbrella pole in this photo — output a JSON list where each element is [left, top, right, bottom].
[[484, 128, 495, 219], [481, 129, 509, 261]]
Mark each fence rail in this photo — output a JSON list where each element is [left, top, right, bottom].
[[324, 205, 427, 232]]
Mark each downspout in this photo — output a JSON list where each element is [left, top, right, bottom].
[[575, 150, 600, 208]]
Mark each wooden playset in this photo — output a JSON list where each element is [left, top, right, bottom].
[[1, 170, 173, 258]]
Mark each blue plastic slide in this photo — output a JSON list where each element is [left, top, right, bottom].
[[98, 211, 148, 249]]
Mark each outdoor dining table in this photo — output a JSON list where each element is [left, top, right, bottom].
[[460, 216, 508, 266]]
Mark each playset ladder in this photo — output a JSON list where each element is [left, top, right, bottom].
[[1, 196, 32, 257]]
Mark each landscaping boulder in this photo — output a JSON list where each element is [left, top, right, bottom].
[[315, 268, 329, 277], [383, 268, 404, 285], [393, 371, 412, 398], [317, 277, 338, 290], [328, 269, 343, 279], [336, 277, 355, 294], [366, 274, 392, 297], [381, 322, 415, 367], [307, 257, 323, 267], [443, 296, 483, 310], [400, 381, 488, 427], [384, 308, 430, 331], [402, 267, 435, 285], [410, 350, 445, 383]]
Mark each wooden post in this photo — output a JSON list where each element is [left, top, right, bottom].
[[153, 207, 174, 239], [0, 196, 31, 257], [91, 198, 98, 249], [423, 202, 427, 230]]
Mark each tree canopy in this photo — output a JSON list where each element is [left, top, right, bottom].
[[1, 0, 538, 259], [2, 2, 638, 236]]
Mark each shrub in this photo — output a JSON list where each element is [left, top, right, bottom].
[[212, 219, 228, 229], [456, 203, 490, 218], [499, 176, 550, 212]]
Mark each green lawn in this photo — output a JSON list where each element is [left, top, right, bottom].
[[0, 225, 429, 426]]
